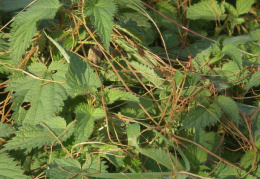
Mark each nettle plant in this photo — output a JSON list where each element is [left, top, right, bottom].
[[0, 0, 259, 178]]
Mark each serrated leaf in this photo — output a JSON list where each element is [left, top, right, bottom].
[[6, 62, 69, 125], [85, 0, 117, 50], [181, 103, 222, 130], [0, 122, 16, 138], [224, 2, 238, 17], [222, 45, 242, 68], [99, 145, 125, 168], [74, 103, 105, 143], [236, 0, 255, 15], [66, 52, 101, 97], [246, 69, 260, 91], [0, 0, 34, 12], [130, 61, 163, 88], [103, 87, 139, 104], [162, 30, 179, 49], [2, 117, 75, 153], [186, 0, 226, 20], [0, 153, 27, 179], [116, 19, 144, 43], [240, 151, 260, 169], [212, 163, 236, 178], [136, 146, 184, 171], [154, 1, 180, 32], [46, 158, 82, 179], [215, 96, 240, 125], [223, 35, 255, 46], [47, 156, 108, 178], [213, 61, 249, 86], [184, 145, 208, 166], [9, 0, 61, 66], [250, 28, 260, 41]]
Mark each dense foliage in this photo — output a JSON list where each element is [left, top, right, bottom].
[[0, 0, 259, 178]]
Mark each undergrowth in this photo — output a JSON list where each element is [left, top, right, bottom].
[[0, 0, 259, 178]]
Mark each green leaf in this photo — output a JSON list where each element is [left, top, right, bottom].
[[130, 61, 163, 88], [6, 62, 69, 125], [222, 45, 242, 68], [215, 96, 240, 125], [108, 118, 126, 136], [74, 103, 105, 143], [236, 0, 255, 15], [1, 117, 75, 153], [213, 61, 249, 86], [46, 158, 82, 179], [87, 172, 173, 179], [224, 2, 238, 17], [0, 153, 27, 179], [185, 145, 208, 166], [240, 151, 260, 169], [186, 0, 226, 20], [212, 163, 236, 178], [0, 122, 16, 138], [47, 156, 107, 178], [0, 0, 34, 12], [250, 28, 260, 41], [103, 87, 139, 104], [154, 1, 180, 32], [127, 123, 140, 146], [66, 52, 101, 97], [181, 103, 222, 130], [44, 31, 70, 63], [223, 35, 255, 46], [162, 30, 179, 49], [85, 0, 117, 50], [9, 0, 61, 66], [136, 146, 184, 171], [246, 69, 260, 91]]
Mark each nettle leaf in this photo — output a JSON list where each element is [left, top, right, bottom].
[[7, 62, 68, 125], [9, 0, 61, 66], [74, 103, 105, 143], [47, 156, 108, 178], [154, 1, 180, 32], [250, 28, 260, 41], [2, 117, 75, 154], [0, 153, 27, 179], [114, 0, 145, 14], [66, 52, 101, 97], [85, 0, 117, 50], [0, 0, 33, 12], [0, 122, 16, 137], [246, 69, 260, 92], [236, 0, 255, 15], [213, 61, 249, 86], [46, 158, 82, 179], [215, 96, 240, 125], [130, 61, 163, 88], [137, 146, 184, 171], [186, 0, 226, 20], [240, 151, 260, 169], [184, 145, 208, 166], [181, 103, 222, 130], [103, 87, 139, 104], [224, 2, 238, 17], [223, 35, 255, 46], [222, 45, 242, 68], [212, 163, 236, 178]]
